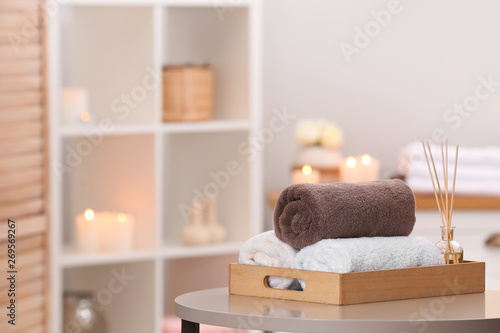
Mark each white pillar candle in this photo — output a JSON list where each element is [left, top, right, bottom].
[[76, 209, 100, 253], [98, 212, 135, 252], [75, 209, 135, 253], [292, 164, 321, 184], [61, 88, 90, 125], [360, 154, 380, 181], [339, 156, 364, 182]]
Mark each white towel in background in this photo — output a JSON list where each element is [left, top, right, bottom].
[[239, 230, 300, 290], [399, 142, 500, 174], [406, 176, 500, 196], [293, 236, 444, 277]]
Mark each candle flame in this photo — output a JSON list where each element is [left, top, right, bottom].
[[117, 213, 127, 223], [80, 112, 91, 122], [346, 157, 357, 168], [84, 208, 95, 221], [302, 164, 313, 176], [361, 154, 372, 166]]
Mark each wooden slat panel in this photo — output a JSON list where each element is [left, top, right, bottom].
[[0, 13, 23, 30], [0, 233, 44, 253], [0, 277, 43, 304], [0, 0, 39, 12], [0, 305, 43, 332], [0, 151, 42, 171], [0, 74, 42, 92], [0, 30, 41, 46], [0, 181, 43, 203], [0, 262, 43, 288], [0, 43, 41, 60], [0, 136, 43, 156], [0, 197, 44, 220], [0, 106, 42, 123], [0, 121, 42, 139], [0, 214, 46, 241], [0, 248, 44, 270], [0, 168, 43, 189], [0, 89, 42, 108], [19, 324, 45, 333], [0, 59, 41, 76]]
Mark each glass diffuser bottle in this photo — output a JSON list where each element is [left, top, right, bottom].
[[435, 226, 463, 264]]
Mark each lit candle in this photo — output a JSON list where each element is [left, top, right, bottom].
[[75, 208, 100, 253], [75, 209, 135, 253], [340, 156, 364, 182], [61, 88, 90, 125], [360, 154, 380, 181], [103, 212, 135, 252], [292, 164, 321, 184]]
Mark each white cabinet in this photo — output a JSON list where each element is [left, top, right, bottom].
[[48, 1, 263, 332]]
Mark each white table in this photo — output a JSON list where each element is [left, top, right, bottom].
[[176, 288, 500, 333]]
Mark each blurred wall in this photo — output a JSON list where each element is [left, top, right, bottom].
[[262, 0, 500, 224]]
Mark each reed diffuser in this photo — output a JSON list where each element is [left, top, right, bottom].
[[422, 140, 463, 264]]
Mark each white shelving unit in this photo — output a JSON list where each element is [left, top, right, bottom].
[[48, 1, 263, 332]]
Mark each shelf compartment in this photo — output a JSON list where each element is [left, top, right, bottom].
[[61, 134, 156, 252], [164, 7, 249, 121], [63, 261, 155, 333], [162, 241, 243, 259], [161, 119, 250, 133], [59, 123, 157, 137], [163, 254, 237, 314], [163, 131, 251, 248], [60, 6, 157, 125], [61, 247, 157, 268]]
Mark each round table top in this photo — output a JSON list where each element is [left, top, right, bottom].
[[175, 288, 500, 333]]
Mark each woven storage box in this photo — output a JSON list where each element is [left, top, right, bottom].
[[162, 65, 213, 122], [229, 261, 485, 305]]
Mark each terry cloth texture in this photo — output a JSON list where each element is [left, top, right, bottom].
[[239, 230, 301, 290], [274, 179, 416, 249]]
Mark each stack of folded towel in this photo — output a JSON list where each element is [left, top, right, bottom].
[[239, 179, 445, 290], [400, 141, 500, 195]]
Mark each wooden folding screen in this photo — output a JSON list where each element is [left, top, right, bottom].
[[0, 0, 49, 332]]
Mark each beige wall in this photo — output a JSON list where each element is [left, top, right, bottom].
[[262, 0, 500, 209]]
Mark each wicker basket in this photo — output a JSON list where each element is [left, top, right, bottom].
[[162, 65, 214, 122]]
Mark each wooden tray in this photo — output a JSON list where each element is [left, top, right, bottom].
[[229, 261, 485, 305]]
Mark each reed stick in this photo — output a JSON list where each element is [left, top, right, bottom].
[[421, 142, 446, 228], [426, 141, 446, 219], [421, 140, 460, 264]]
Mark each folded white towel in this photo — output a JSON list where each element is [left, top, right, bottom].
[[293, 237, 445, 277], [407, 176, 500, 195], [399, 141, 500, 175], [409, 164, 500, 180], [239, 230, 300, 290]]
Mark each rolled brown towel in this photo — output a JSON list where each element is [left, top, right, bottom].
[[274, 179, 416, 249]]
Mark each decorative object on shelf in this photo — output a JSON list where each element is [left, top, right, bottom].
[[486, 234, 500, 247], [339, 154, 380, 182], [422, 140, 463, 264], [163, 64, 214, 122], [61, 87, 91, 125], [75, 209, 135, 253], [291, 164, 321, 184], [75, 209, 99, 253], [293, 119, 343, 183], [63, 291, 107, 333], [182, 200, 211, 246], [205, 197, 227, 244]]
